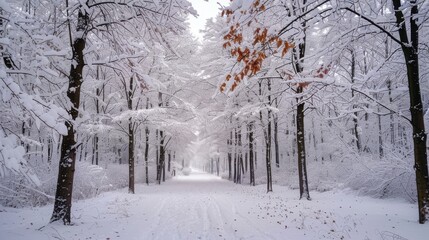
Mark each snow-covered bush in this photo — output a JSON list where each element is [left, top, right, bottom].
[[0, 158, 171, 208], [345, 152, 416, 202]]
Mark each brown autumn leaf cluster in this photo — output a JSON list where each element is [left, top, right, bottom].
[[220, 0, 294, 92]]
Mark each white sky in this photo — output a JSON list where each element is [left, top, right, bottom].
[[187, 0, 230, 40]]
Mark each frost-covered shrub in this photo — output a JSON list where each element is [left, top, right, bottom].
[[73, 162, 111, 200], [345, 153, 416, 202], [247, 147, 416, 202], [0, 158, 170, 208], [0, 161, 53, 207]]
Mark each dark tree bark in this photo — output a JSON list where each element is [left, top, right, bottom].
[[350, 49, 361, 152], [168, 151, 171, 172], [274, 99, 280, 168], [128, 76, 135, 194], [51, 9, 88, 224], [266, 80, 273, 192], [237, 127, 243, 184], [155, 129, 159, 181], [296, 87, 310, 200], [392, 0, 428, 224], [233, 128, 237, 183], [93, 82, 100, 165], [47, 137, 52, 163], [258, 80, 273, 192], [377, 105, 384, 158], [216, 157, 220, 176], [162, 155, 166, 182], [387, 79, 395, 146], [292, 6, 310, 199], [248, 122, 255, 186], [263, 80, 273, 192], [228, 131, 232, 180], [157, 130, 165, 184], [157, 92, 165, 184], [144, 98, 150, 185], [145, 126, 149, 185]]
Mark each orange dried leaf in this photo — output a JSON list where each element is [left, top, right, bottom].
[[220, 82, 226, 92], [226, 74, 232, 81], [277, 39, 283, 48]]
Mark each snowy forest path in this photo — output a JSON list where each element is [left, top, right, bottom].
[[140, 170, 276, 239], [1, 170, 428, 240]]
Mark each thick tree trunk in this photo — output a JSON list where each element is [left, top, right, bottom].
[[51, 9, 88, 224], [296, 88, 310, 200], [392, 0, 429, 224], [293, 19, 310, 199]]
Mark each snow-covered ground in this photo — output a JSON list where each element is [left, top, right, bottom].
[[0, 170, 428, 240]]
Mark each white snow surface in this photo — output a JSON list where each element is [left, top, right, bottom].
[[0, 170, 428, 240]]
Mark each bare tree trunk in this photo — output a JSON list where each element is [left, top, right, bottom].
[[378, 105, 384, 159], [47, 137, 52, 163], [94, 135, 99, 165], [162, 156, 166, 182], [227, 135, 232, 180], [155, 129, 159, 181], [350, 49, 361, 152], [388, 79, 395, 146], [93, 84, 100, 165], [296, 87, 310, 200], [292, 6, 310, 199], [266, 80, 273, 192], [274, 114, 280, 168], [157, 130, 165, 184], [249, 122, 255, 186], [237, 127, 243, 184], [168, 151, 171, 172], [51, 8, 88, 224], [145, 126, 149, 185], [217, 157, 220, 176], [392, 0, 428, 223], [128, 76, 135, 194], [234, 128, 237, 183]]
